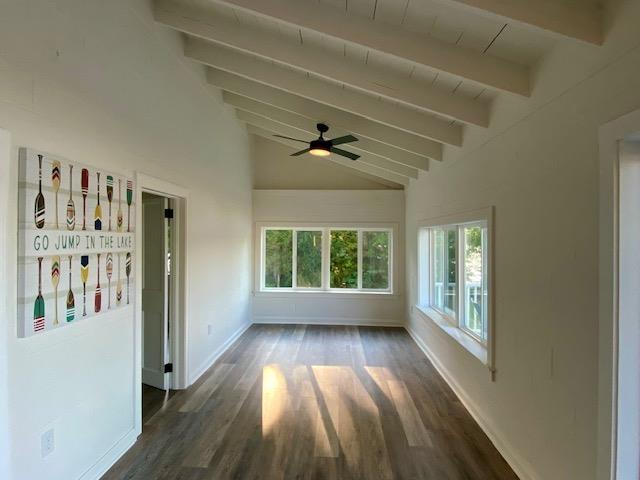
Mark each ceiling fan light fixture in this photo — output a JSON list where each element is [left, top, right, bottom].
[[309, 147, 331, 157]]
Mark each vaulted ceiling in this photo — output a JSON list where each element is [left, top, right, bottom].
[[154, 0, 604, 188]]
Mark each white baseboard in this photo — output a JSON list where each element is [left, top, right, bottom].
[[252, 316, 403, 327], [405, 325, 538, 480], [189, 320, 252, 384], [78, 428, 137, 480]]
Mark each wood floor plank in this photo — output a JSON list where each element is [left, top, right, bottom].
[[102, 324, 518, 480]]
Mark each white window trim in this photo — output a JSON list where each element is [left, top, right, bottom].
[[256, 222, 396, 296], [416, 207, 495, 375]]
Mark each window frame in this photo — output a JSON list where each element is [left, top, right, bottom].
[[258, 224, 394, 295], [416, 207, 494, 373]]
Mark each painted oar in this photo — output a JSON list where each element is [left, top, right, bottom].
[[52, 160, 61, 229], [81, 168, 89, 231], [106, 253, 113, 309], [34, 257, 46, 333], [125, 252, 131, 305], [66, 165, 76, 231], [94, 172, 102, 231], [126, 180, 133, 233], [34, 155, 46, 229], [116, 253, 122, 305], [95, 253, 102, 313], [80, 255, 89, 317], [51, 256, 60, 326], [106, 175, 114, 231], [66, 255, 75, 322], [116, 179, 123, 232]]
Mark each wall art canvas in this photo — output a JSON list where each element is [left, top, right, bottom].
[[18, 148, 136, 338]]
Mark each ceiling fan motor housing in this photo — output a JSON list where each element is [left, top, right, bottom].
[[310, 138, 332, 152]]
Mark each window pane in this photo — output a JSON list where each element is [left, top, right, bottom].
[[463, 226, 485, 338], [432, 228, 445, 309], [264, 230, 292, 288], [330, 230, 358, 288], [445, 229, 457, 315], [362, 231, 389, 289], [296, 231, 322, 288]]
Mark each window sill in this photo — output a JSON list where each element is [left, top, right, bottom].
[[414, 305, 488, 366], [254, 290, 398, 300]]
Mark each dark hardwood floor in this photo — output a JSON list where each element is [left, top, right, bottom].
[[103, 325, 518, 480]]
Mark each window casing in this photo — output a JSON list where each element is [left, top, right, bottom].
[[418, 218, 491, 347], [260, 226, 393, 294]]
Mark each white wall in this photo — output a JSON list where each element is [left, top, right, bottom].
[[253, 189, 404, 326], [405, 1, 640, 479], [0, 1, 253, 479]]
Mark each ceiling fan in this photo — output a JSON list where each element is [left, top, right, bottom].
[[273, 123, 360, 160]]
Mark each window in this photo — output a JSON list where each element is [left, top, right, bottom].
[[261, 227, 392, 293], [418, 212, 491, 355]]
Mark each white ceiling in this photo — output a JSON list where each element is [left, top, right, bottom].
[[155, 0, 605, 188]]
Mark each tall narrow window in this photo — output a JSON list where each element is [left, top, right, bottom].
[[264, 229, 292, 288], [296, 230, 322, 288], [330, 230, 358, 289], [362, 231, 389, 289]]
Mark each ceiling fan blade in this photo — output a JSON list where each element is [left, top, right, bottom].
[[331, 147, 360, 161], [330, 134, 358, 146], [291, 148, 311, 157], [273, 134, 309, 144]]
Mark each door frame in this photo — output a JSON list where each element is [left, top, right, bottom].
[[597, 107, 640, 480], [134, 173, 189, 433]]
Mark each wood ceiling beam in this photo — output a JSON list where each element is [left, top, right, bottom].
[[207, 68, 443, 160], [247, 124, 410, 187], [236, 110, 419, 179], [223, 92, 429, 171], [153, 3, 489, 127], [436, 0, 602, 45], [186, 39, 461, 146], [199, 0, 530, 96]]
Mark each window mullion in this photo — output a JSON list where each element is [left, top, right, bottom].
[[357, 230, 363, 290], [458, 226, 465, 330], [292, 229, 297, 289], [323, 228, 330, 291]]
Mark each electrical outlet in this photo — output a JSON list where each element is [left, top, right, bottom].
[[207, 324, 213, 335], [41, 428, 55, 458]]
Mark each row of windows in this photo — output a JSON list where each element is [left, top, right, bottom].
[[419, 220, 489, 344], [261, 228, 392, 292]]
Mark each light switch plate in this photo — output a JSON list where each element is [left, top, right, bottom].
[[41, 428, 55, 458]]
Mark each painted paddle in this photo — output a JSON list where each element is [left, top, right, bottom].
[[34, 155, 46, 229], [51, 256, 60, 326], [116, 179, 123, 232], [80, 255, 89, 317], [94, 172, 102, 231], [66, 255, 75, 322], [81, 168, 89, 231], [106, 175, 114, 231], [66, 165, 76, 230], [126, 180, 133, 232], [106, 253, 113, 309], [52, 160, 61, 229], [125, 252, 131, 305], [95, 253, 102, 313], [116, 253, 122, 305], [34, 257, 45, 333]]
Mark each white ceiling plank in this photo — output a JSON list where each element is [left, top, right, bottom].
[[434, 0, 602, 45], [223, 92, 429, 171], [247, 124, 411, 187], [153, 5, 490, 127], [199, 0, 530, 95], [236, 110, 419, 178], [186, 39, 462, 145], [207, 68, 443, 160]]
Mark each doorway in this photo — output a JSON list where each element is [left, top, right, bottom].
[[137, 175, 188, 430]]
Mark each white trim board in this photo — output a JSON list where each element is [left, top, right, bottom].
[[252, 316, 403, 327], [78, 428, 138, 480], [189, 320, 252, 384], [405, 325, 538, 480]]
